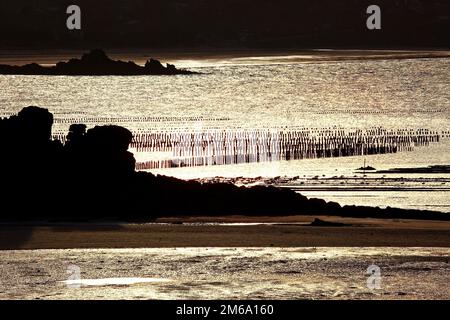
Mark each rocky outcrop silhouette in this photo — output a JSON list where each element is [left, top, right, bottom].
[[1, 106, 449, 222], [310, 218, 347, 227], [0, 50, 197, 76]]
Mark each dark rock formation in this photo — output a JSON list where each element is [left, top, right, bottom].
[[0, 50, 197, 76], [1, 106, 449, 222], [356, 166, 376, 171], [309, 218, 347, 227]]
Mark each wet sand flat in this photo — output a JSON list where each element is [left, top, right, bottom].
[[0, 247, 448, 300], [1, 216, 449, 250]]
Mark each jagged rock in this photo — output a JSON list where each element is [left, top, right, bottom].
[[66, 124, 87, 149], [85, 125, 133, 153], [17, 106, 54, 143]]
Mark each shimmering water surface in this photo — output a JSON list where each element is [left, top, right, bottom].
[[2, 57, 448, 130], [1, 55, 449, 211], [0, 247, 448, 300]]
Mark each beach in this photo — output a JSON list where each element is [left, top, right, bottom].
[[1, 245, 449, 300], [1, 216, 449, 250], [1, 216, 449, 300]]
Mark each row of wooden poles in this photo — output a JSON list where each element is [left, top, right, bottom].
[[3, 109, 447, 119], [53, 116, 230, 124], [312, 108, 446, 114], [52, 128, 449, 153], [129, 128, 444, 152], [127, 128, 446, 170], [51, 127, 449, 171]]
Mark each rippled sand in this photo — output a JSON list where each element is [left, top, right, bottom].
[[0, 247, 448, 300]]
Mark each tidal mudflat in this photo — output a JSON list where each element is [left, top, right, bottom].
[[0, 247, 448, 300]]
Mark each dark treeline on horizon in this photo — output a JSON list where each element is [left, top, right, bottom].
[[0, 0, 449, 49]]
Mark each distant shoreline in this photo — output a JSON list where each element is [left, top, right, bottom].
[[0, 48, 448, 66]]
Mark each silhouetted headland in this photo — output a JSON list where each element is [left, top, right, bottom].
[[1, 106, 449, 222], [374, 165, 450, 174], [0, 49, 197, 76]]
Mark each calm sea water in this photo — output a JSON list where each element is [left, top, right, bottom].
[[1, 57, 449, 130], [1, 56, 449, 211]]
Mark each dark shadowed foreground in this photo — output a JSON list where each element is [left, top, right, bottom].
[[1, 106, 449, 222]]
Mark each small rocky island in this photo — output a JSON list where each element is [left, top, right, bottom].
[[0, 49, 197, 76]]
